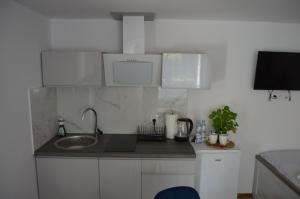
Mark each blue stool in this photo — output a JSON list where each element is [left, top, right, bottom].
[[154, 186, 200, 199]]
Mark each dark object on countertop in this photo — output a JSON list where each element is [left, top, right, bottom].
[[191, 136, 196, 142], [175, 118, 193, 142], [137, 133, 166, 142], [152, 118, 156, 133], [137, 124, 166, 142], [154, 186, 200, 199], [104, 134, 137, 152], [174, 136, 189, 142]]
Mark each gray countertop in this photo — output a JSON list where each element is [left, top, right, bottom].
[[35, 134, 196, 159]]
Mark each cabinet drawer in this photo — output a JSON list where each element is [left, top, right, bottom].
[[142, 159, 195, 174], [201, 153, 239, 168]]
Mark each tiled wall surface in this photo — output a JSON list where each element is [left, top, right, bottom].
[[57, 87, 188, 134], [30, 87, 57, 149]]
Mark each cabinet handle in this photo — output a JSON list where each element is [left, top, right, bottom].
[[215, 159, 222, 162]]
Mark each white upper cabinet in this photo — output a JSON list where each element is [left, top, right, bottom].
[[103, 53, 162, 87], [42, 50, 102, 87], [162, 53, 210, 89]]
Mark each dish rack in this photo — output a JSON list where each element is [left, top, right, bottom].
[[137, 124, 166, 142]]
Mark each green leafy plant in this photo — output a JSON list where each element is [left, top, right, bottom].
[[209, 105, 238, 135]]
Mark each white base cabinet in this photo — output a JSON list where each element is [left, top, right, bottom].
[[195, 150, 240, 199], [36, 157, 196, 199], [99, 159, 141, 199], [141, 159, 195, 199], [36, 157, 99, 199]]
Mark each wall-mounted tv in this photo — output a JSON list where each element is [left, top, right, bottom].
[[254, 51, 300, 90]]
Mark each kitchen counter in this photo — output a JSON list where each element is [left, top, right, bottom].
[[35, 134, 196, 159]]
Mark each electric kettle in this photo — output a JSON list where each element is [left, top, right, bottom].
[[175, 118, 193, 142]]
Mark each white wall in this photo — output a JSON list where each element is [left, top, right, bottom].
[[50, 18, 300, 193], [0, 1, 50, 198]]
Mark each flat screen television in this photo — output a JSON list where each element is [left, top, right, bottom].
[[254, 51, 300, 90]]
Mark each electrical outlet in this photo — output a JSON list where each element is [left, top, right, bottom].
[[150, 114, 159, 120], [150, 113, 165, 125], [272, 93, 290, 100]]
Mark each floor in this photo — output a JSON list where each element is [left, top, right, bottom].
[[238, 194, 253, 199]]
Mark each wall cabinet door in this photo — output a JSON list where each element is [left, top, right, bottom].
[[42, 50, 102, 87], [141, 159, 195, 199], [162, 53, 210, 89], [36, 157, 99, 199], [198, 152, 240, 199], [99, 159, 141, 199]]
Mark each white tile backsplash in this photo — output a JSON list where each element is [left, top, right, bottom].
[[56, 87, 188, 134], [158, 88, 188, 116], [56, 87, 93, 133], [95, 87, 144, 133], [30, 87, 57, 149]]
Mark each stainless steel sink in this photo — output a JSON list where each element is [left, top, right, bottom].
[[54, 135, 98, 150]]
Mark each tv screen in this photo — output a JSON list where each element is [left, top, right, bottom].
[[254, 51, 300, 90]]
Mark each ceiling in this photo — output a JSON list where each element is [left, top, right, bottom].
[[15, 0, 300, 23]]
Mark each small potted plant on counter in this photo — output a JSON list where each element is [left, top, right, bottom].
[[208, 105, 238, 146]]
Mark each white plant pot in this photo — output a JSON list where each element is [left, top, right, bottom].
[[219, 134, 228, 146], [209, 133, 218, 144]]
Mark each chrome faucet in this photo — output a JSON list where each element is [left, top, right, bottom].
[[81, 107, 103, 135]]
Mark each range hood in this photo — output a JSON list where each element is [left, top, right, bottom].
[[103, 13, 162, 87]]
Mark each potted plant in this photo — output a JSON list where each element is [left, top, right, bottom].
[[208, 105, 238, 145]]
